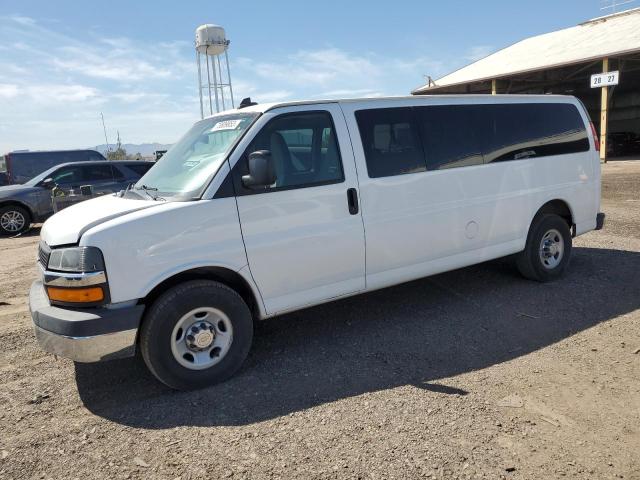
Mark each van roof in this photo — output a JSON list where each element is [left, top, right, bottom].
[[7, 149, 103, 155], [203, 94, 580, 119]]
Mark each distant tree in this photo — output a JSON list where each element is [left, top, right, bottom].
[[106, 146, 127, 160], [105, 130, 128, 160]]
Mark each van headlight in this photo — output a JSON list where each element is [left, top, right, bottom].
[[44, 246, 109, 306], [47, 246, 105, 272]]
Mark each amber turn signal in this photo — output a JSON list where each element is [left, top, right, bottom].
[[47, 287, 104, 303]]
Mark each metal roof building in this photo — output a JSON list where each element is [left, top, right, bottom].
[[412, 8, 640, 160]]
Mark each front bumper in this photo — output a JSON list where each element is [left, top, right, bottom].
[[29, 281, 144, 362]]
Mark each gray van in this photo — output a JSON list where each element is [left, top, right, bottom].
[[0, 149, 106, 185]]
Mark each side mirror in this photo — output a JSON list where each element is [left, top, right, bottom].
[[242, 150, 276, 189], [41, 178, 55, 189]]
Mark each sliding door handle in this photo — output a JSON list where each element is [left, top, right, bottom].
[[347, 188, 359, 215]]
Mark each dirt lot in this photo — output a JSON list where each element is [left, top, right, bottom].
[[1, 161, 639, 480]]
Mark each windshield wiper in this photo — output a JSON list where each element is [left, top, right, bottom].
[[120, 182, 134, 197], [135, 184, 164, 201]]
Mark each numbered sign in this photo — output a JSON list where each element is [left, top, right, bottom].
[[590, 71, 619, 88]]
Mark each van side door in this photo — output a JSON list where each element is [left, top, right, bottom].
[[231, 104, 365, 315], [341, 103, 494, 290]]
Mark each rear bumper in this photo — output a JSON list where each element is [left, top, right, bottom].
[[595, 212, 605, 231], [29, 281, 144, 362]]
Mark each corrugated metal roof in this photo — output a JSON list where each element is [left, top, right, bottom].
[[413, 8, 640, 94]]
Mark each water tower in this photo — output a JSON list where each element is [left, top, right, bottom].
[[195, 24, 235, 118]]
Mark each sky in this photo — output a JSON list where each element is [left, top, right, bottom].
[[0, 0, 627, 152]]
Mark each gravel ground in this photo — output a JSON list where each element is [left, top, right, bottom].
[[1, 161, 639, 480]]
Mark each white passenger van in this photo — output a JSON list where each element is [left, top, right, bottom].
[[30, 95, 604, 390]]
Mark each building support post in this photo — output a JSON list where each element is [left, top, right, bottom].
[[600, 57, 609, 162], [491, 79, 497, 95]]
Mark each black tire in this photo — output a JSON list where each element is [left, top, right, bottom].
[[516, 214, 572, 282], [140, 280, 253, 390], [0, 205, 31, 236]]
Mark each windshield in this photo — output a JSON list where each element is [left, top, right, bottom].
[[25, 165, 59, 186], [134, 112, 259, 198]]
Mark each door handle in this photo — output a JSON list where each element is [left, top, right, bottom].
[[347, 188, 359, 215]]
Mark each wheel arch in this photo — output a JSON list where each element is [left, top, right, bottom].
[[140, 266, 266, 320], [530, 199, 574, 234], [0, 200, 34, 221]]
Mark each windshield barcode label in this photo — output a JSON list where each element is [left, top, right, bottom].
[[211, 119, 242, 131]]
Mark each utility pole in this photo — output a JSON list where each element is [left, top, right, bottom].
[[100, 112, 111, 154]]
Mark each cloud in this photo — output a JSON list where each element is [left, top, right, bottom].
[[0, 82, 98, 103], [51, 48, 173, 81], [233, 49, 449, 103], [0, 83, 19, 98], [240, 48, 378, 88], [465, 45, 495, 62], [0, 14, 452, 151], [4, 15, 36, 26]]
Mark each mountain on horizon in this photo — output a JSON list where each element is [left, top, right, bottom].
[[93, 143, 172, 157]]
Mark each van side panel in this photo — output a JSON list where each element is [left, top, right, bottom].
[[340, 97, 598, 292], [80, 197, 255, 308]]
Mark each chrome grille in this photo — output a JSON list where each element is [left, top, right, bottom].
[[38, 241, 51, 268]]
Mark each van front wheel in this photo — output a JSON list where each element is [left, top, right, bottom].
[[140, 280, 253, 390], [516, 214, 572, 282]]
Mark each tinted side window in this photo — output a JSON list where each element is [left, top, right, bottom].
[[51, 166, 83, 184], [242, 111, 344, 190], [355, 108, 426, 178], [82, 164, 114, 181], [416, 105, 483, 170], [124, 163, 153, 176], [111, 165, 125, 179], [481, 103, 590, 163]]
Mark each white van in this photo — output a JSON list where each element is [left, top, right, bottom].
[[30, 95, 604, 390]]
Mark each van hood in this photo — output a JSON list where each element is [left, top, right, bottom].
[[41, 194, 163, 246]]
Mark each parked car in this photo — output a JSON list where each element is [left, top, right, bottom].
[[606, 131, 640, 157], [0, 149, 106, 185], [0, 160, 153, 235], [30, 95, 604, 390]]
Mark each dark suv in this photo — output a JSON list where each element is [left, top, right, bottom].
[[0, 160, 154, 235]]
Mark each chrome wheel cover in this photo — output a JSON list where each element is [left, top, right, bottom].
[[170, 307, 233, 370], [539, 228, 564, 269]]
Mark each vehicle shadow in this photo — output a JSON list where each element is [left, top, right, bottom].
[[75, 246, 640, 428], [7, 225, 41, 239]]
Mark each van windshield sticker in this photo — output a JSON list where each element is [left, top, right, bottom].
[[210, 119, 242, 132]]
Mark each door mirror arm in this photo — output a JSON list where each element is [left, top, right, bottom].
[[242, 150, 277, 189], [40, 178, 55, 189]]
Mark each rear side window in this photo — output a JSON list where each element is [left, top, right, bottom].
[[481, 103, 590, 163], [82, 164, 114, 181], [416, 105, 483, 170], [355, 108, 426, 178], [111, 165, 124, 179], [122, 163, 153, 176]]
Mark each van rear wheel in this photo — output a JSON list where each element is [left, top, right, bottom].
[[140, 280, 253, 390], [516, 214, 572, 282]]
